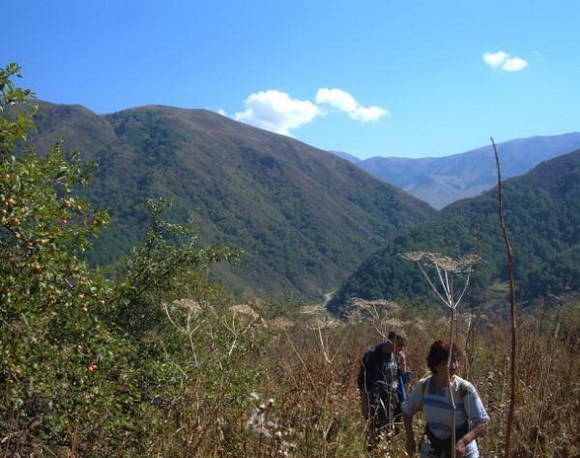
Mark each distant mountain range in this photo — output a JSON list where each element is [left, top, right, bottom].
[[333, 132, 580, 209], [329, 149, 580, 313], [29, 101, 434, 300]]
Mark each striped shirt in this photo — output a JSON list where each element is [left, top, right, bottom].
[[402, 375, 489, 440]]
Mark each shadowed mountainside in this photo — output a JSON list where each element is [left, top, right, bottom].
[[329, 149, 580, 313]]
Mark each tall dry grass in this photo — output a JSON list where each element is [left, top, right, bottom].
[[141, 296, 578, 457]]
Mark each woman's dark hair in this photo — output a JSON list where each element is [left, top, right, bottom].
[[388, 329, 408, 344], [427, 340, 464, 373]]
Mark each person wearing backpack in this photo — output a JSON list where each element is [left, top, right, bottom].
[[357, 330, 412, 452], [402, 340, 489, 457]]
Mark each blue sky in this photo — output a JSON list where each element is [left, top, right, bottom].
[[2, 1, 579, 159]]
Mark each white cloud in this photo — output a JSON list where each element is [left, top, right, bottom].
[[483, 51, 509, 68], [234, 90, 319, 136], [233, 87, 388, 136], [315, 88, 389, 122], [315, 88, 358, 113], [483, 51, 528, 72], [501, 56, 528, 72]]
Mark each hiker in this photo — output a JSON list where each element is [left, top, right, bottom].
[[402, 340, 489, 457], [357, 330, 412, 450]]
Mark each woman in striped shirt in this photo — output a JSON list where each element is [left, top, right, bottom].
[[402, 340, 489, 457]]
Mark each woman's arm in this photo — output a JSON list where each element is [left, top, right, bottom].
[[457, 382, 490, 455], [455, 421, 488, 455]]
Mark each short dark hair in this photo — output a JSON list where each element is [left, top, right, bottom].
[[388, 329, 408, 342], [426, 340, 464, 373]]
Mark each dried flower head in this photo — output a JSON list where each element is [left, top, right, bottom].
[[269, 317, 295, 330], [402, 251, 480, 273], [306, 317, 341, 330], [169, 298, 202, 315], [300, 304, 325, 315], [229, 303, 259, 319]]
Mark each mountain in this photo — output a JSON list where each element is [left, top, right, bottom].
[[29, 101, 435, 300], [328, 149, 580, 313], [356, 133, 580, 209], [328, 150, 361, 164]]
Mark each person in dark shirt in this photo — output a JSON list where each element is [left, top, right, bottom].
[[358, 330, 412, 451]]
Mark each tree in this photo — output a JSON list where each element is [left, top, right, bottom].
[[109, 196, 242, 337], [0, 63, 118, 454], [1, 63, 245, 454]]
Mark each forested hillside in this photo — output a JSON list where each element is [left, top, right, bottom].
[[329, 149, 580, 312], [28, 101, 434, 300]]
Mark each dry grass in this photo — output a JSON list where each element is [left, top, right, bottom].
[[133, 296, 578, 457]]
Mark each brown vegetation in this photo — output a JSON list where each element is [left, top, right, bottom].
[[134, 297, 579, 457]]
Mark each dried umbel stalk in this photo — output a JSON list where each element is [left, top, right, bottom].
[[300, 304, 344, 363], [402, 251, 480, 458], [401, 252, 479, 311], [352, 299, 399, 339], [163, 299, 207, 367], [224, 303, 261, 357]]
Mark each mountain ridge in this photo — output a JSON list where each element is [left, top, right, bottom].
[[28, 100, 435, 301], [340, 132, 580, 209]]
